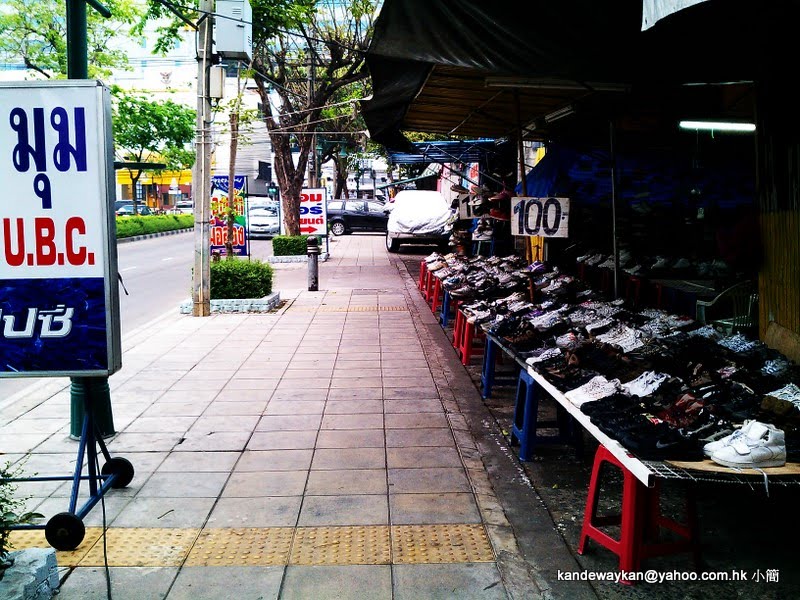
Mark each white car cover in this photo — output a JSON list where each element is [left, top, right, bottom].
[[387, 190, 453, 235]]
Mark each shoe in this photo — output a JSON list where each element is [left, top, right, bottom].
[[451, 183, 469, 193], [709, 421, 786, 468], [488, 189, 511, 203]]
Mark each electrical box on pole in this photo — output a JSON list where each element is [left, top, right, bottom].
[[215, 0, 253, 62]]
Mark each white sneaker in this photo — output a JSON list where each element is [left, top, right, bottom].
[[709, 421, 786, 468], [703, 420, 755, 457]]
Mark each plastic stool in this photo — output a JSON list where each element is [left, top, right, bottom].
[[578, 445, 700, 581], [625, 276, 642, 308], [419, 260, 427, 292], [429, 276, 443, 313], [511, 369, 580, 460], [424, 269, 436, 304], [453, 309, 465, 349], [457, 318, 485, 366]]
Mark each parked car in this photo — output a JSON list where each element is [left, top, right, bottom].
[[116, 204, 152, 216], [247, 206, 280, 238], [327, 200, 389, 236], [385, 190, 453, 252], [171, 200, 194, 214]]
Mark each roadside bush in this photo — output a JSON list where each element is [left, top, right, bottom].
[[210, 258, 273, 299], [1, 461, 43, 574], [272, 234, 321, 256], [115, 214, 193, 238]]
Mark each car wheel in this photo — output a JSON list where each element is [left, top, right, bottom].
[[331, 220, 346, 236], [386, 233, 400, 253]]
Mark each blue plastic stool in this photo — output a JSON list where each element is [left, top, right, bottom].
[[440, 290, 452, 327], [511, 369, 582, 461]]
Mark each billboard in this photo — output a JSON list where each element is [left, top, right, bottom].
[[0, 80, 121, 377], [280, 188, 328, 252], [210, 174, 249, 256]]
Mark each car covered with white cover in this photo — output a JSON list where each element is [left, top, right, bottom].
[[385, 190, 453, 252]]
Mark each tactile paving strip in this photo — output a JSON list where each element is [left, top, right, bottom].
[[8, 528, 104, 567], [290, 525, 391, 565], [290, 306, 408, 313], [79, 528, 199, 567], [184, 527, 293, 566], [391, 524, 495, 564]]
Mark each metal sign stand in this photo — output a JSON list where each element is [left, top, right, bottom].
[[2, 393, 133, 550]]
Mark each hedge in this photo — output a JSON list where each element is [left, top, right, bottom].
[[210, 258, 273, 299], [272, 234, 322, 256], [116, 214, 193, 238]]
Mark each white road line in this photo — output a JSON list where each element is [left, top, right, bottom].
[[162, 257, 175, 262], [121, 266, 138, 272]]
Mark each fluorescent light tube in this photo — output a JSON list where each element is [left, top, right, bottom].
[[679, 120, 755, 132]]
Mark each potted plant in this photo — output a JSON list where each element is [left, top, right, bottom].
[[0, 461, 43, 581]]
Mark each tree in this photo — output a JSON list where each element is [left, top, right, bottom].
[[112, 89, 196, 213], [0, 0, 142, 79], [251, 0, 377, 234]]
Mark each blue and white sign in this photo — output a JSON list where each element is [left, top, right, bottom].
[[0, 80, 121, 377]]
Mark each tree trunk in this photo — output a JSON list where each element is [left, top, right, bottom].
[[334, 157, 348, 200], [226, 111, 239, 258], [269, 130, 309, 236]]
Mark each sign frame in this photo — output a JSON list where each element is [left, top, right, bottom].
[[511, 196, 570, 238], [280, 188, 329, 254], [210, 174, 250, 256], [0, 80, 121, 378]]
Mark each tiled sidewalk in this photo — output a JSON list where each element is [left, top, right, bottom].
[[1, 236, 540, 599]]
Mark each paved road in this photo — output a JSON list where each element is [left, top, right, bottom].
[[0, 232, 273, 401]]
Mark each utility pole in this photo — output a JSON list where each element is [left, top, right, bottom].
[[193, 0, 214, 316], [307, 46, 317, 188]]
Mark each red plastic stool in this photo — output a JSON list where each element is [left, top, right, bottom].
[[429, 276, 443, 313], [419, 260, 428, 292], [452, 309, 465, 349], [457, 318, 485, 366], [578, 445, 700, 582], [424, 269, 436, 303], [625, 276, 642, 307]]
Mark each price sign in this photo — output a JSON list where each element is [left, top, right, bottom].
[[457, 194, 473, 220], [511, 197, 570, 238]]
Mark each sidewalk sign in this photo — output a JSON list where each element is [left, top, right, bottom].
[[210, 174, 249, 256], [0, 80, 122, 377], [511, 196, 570, 238], [280, 188, 329, 255]]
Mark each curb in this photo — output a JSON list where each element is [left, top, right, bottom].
[[178, 291, 282, 314], [266, 253, 329, 264], [117, 228, 192, 244]]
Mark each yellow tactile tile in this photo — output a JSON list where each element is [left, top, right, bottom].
[[8, 528, 104, 567], [290, 525, 391, 565], [391, 524, 495, 564], [289, 306, 408, 313], [184, 527, 293, 566], [79, 528, 200, 567]]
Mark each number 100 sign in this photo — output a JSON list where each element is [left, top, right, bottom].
[[511, 197, 570, 238]]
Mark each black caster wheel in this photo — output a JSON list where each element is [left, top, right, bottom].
[[45, 512, 85, 551], [102, 457, 135, 488]]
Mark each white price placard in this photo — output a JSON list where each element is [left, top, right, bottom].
[[511, 197, 570, 238]]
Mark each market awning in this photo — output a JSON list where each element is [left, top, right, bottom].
[[388, 139, 499, 165], [376, 168, 439, 190], [362, 0, 799, 147]]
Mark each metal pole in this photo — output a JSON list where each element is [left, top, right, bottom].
[[307, 236, 320, 291], [193, 0, 213, 316], [515, 91, 533, 262], [610, 120, 620, 300], [66, 0, 115, 437], [307, 47, 317, 188]]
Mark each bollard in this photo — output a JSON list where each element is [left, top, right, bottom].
[[307, 236, 320, 291], [69, 376, 116, 440]]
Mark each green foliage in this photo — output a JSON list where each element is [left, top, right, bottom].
[[115, 214, 193, 238], [1, 461, 43, 568], [210, 258, 274, 299], [0, 0, 142, 79], [112, 90, 196, 179], [272, 235, 320, 256]]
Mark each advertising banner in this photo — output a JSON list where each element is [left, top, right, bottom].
[[210, 174, 249, 256], [511, 197, 570, 238], [0, 80, 121, 377], [280, 187, 328, 252]]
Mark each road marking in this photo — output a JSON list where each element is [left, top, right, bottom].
[[162, 257, 175, 262], [121, 267, 137, 272]]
